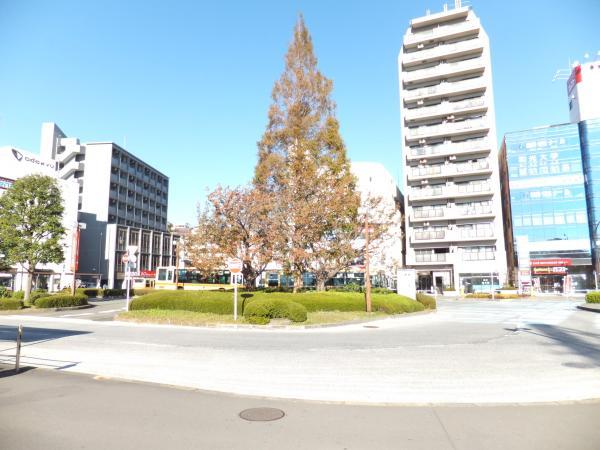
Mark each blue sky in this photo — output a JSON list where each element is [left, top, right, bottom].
[[1, 0, 598, 224]]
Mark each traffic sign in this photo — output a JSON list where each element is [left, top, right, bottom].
[[227, 258, 243, 274]]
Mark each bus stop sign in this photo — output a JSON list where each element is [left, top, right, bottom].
[[227, 258, 243, 274]]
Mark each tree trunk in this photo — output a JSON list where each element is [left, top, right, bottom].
[[316, 278, 326, 292], [23, 271, 32, 302]]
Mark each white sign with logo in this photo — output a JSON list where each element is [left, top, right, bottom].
[[0, 146, 58, 180]]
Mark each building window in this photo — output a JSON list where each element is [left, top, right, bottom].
[[117, 228, 127, 251]]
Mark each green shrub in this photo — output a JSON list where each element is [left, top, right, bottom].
[[76, 288, 102, 298], [416, 292, 436, 310], [501, 285, 518, 290], [0, 298, 23, 310], [12, 291, 25, 300], [103, 289, 129, 297], [585, 291, 600, 303], [35, 294, 88, 308], [243, 298, 307, 324], [330, 283, 363, 293], [30, 291, 52, 305], [134, 288, 155, 297], [131, 290, 239, 314], [371, 287, 394, 294], [465, 292, 520, 299], [0, 287, 11, 298], [465, 293, 492, 299]]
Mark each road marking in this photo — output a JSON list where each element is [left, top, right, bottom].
[[60, 312, 94, 318], [98, 309, 124, 314]]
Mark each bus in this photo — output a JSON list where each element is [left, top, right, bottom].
[[154, 266, 242, 290]]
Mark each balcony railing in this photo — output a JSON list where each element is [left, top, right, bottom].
[[403, 57, 485, 84], [413, 208, 445, 219], [404, 19, 479, 45], [407, 138, 489, 160], [403, 38, 483, 66], [415, 253, 447, 263], [408, 159, 490, 180], [414, 230, 446, 240], [404, 77, 486, 102], [405, 97, 486, 121], [406, 118, 488, 141], [458, 206, 493, 217], [410, 182, 492, 201]]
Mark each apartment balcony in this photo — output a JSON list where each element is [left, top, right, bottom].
[[404, 19, 479, 47], [402, 38, 484, 68], [403, 77, 486, 103], [55, 144, 85, 165], [406, 138, 490, 161], [407, 159, 492, 181], [410, 206, 495, 223], [412, 252, 451, 265], [405, 118, 489, 143], [409, 182, 493, 202], [411, 229, 496, 244], [403, 57, 485, 86], [404, 97, 487, 123]]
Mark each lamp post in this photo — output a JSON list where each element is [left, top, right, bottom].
[[71, 222, 86, 296]]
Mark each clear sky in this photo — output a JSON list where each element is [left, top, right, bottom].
[[1, 0, 598, 225]]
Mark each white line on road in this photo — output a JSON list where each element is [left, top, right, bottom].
[[60, 312, 95, 318]]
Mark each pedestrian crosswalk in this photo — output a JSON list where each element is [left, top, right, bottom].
[[436, 300, 583, 326]]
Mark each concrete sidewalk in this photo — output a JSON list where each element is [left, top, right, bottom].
[[1, 365, 599, 450], [578, 303, 600, 313]]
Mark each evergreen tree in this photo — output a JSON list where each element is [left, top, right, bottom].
[[0, 175, 65, 301], [255, 15, 360, 292]]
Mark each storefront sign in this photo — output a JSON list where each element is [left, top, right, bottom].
[[0, 176, 14, 191], [140, 270, 156, 278], [531, 258, 572, 267], [532, 266, 567, 275]]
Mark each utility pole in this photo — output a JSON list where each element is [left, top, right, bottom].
[[364, 214, 372, 313]]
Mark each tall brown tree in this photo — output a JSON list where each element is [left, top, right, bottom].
[[255, 15, 360, 292], [187, 185, 277, 290]]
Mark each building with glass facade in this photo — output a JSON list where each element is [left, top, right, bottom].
[[579, 117, 600, 283], [500, 123, 593, 293]]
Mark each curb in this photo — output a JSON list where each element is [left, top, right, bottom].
[[577, 304, 600, 313], [52, 304, 94, 312], [115, 308, 436, 330]]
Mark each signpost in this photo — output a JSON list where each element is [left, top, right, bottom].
[[227, 258, 243, 321], [125, 246, 138, 311]]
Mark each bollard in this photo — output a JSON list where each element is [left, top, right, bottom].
[[15, 324, 22, 373]]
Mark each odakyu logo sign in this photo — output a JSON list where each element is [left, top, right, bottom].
[[12, 149, 23, 161], [10, 148, 56, 170]]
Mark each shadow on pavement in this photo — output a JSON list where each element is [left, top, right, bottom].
[[0, 364, 35, 378], [0, 325, 91, 344], [526, 324, 600, 366]]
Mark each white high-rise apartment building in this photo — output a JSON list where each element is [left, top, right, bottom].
[[398, 2, 507, 293]]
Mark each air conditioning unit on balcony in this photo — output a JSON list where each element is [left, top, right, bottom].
[[421, 179, 429, 185], [419, 139, 427, 144], [449, 155, 457, 160], [417, 100, 424, 105], [419, 159, 427, 164]]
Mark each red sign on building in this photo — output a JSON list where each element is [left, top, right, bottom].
[[530, 259, 572, 267]]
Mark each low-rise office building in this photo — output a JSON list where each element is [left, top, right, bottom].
[[39, 123, 178, 288]]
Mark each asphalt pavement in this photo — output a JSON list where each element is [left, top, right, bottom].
[[1, 365, 598, 450], [0, 298, 598, 404]]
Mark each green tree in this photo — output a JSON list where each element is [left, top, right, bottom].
[[255, 15, 360, 292], [0, 175, 66, 301]]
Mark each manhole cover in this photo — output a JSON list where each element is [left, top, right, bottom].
[[562, 362, 596, 369], [239, 407, 285, 422], [363, 325, 379, 329]]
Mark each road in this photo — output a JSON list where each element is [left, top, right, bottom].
[[0, 298, 598, 404], [1, 365, 598, 450]]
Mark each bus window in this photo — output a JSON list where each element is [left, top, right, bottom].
[[158, 268, 169, 281]]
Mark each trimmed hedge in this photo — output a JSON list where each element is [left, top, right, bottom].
[[35, 293, 88, 308], [134, 288, 156, 297], [0, 298, 23, 310], [103, 289, 131, 298], [130, 290, 238, 314], [76, 288, 102, 298], [243, 298, 307, 324], [30, 291, 52, 304], [12, 291, 25, 300], [416, 292, 436, 310], [585, 291, 600, 303], [0, 287, 11, 298]]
